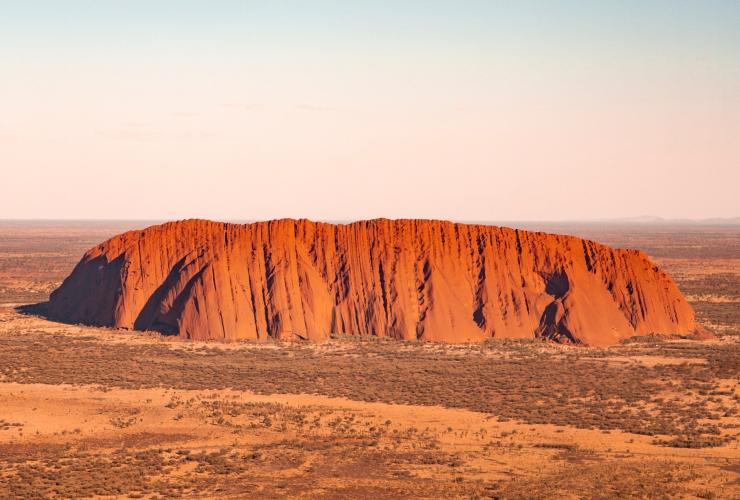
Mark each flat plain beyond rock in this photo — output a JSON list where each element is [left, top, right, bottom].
[[49, 219, 704, 345]]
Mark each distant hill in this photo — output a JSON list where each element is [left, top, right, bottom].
[[606, 216, 740, 226]]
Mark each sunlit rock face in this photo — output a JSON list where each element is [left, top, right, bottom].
[[49, 218, 704, 346]]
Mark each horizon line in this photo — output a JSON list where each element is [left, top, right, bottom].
[[0, 216, 738, 226]]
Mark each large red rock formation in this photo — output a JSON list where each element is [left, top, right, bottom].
[[48, 219, 705, 346]]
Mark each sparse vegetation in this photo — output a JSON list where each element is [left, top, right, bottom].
[[0, 332, 736, 448], [0, 222, 737, 498]]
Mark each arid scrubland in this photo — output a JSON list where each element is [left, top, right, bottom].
[[0, 222, 738, 498]]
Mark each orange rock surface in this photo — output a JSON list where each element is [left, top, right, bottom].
[[48, 219, 705, 346]]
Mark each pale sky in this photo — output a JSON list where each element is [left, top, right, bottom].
[[1, 1, 739, 221]]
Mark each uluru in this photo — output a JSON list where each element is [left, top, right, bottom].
[[47, 219, 705, 346]]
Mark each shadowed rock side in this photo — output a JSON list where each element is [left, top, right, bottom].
[[48, 219, 706, 346]]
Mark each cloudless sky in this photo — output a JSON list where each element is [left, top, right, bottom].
[[1, 1, 738, 220]]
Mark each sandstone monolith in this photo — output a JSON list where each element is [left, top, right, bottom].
[[48, 219, 706, 346]]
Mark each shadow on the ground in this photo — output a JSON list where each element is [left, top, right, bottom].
[[14, 301, 181, 336], [15, 301, 51, 319]]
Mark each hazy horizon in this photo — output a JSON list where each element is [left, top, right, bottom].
[[2, 1, 739, 220], [1, 215, 738, 226]]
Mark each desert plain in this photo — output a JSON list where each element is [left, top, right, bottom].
[[0, 221, 738, 499]]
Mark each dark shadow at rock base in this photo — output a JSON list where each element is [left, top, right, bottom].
[[16, 301, 50, 319]]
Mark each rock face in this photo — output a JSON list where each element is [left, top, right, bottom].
[[48, 219, 705, 346]]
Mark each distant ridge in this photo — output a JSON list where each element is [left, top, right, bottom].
[[469, 216, 740, 227], [603, 216, 740, 226]]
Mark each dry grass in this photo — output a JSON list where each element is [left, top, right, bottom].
[[0, 222, 738, 498], [0, 328, 737, 447]]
